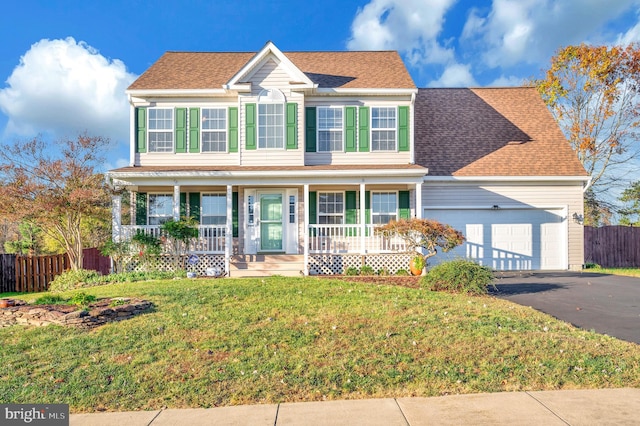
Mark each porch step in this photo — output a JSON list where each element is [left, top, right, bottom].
[[229, 254, 305, 277]]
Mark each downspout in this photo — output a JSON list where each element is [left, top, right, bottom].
[[582, 176, 593, 193]]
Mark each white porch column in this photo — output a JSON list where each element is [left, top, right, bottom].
[[303, 184, 309, 276], [415, 182, 423, 219], [360, 183, 366, 254], [111, 194, 122, 242], [173, 185, 180, 220], [225, 185, 232, 276]]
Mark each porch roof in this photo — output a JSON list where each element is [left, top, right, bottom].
[[108, 164, 428, 187]]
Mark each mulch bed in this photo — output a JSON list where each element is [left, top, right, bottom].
[[316, 275, 421, 288]]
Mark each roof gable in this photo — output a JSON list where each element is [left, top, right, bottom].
[[414, 87, 587, 177]]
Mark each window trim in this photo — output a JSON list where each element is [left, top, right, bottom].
[[257, 89, 286, 150], [147, 193, 174, 225], [147, 107, 174, 153], [370, 191, 398, 225], [200, 193, 228, 225], [317, 191, 345, 225], [316, 106, 344, 152], [200, 107, 228, 153], [370, 106, 398, 152]]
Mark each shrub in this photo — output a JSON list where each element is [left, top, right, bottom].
[[421, 259, 495, 295], [34, 294, 67, 305], [395, 269, 409, 276], [377, 267, 390, 276], [584, 263, 600, 269], [48, 269, 102, 292], [360, 265, 374, 276], [344, 266, 359, 276], [69, 292, 97, 307]]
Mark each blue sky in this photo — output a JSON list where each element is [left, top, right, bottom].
[[1, 0, 640, 172]]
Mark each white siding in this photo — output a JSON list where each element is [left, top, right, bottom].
[[422, 182, 585, 270], [306, 151, 412, 165], [138, 152, 240, 167], [249, 58, 293, 94]]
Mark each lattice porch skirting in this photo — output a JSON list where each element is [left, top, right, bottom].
[[128, 255, 226, 276], [308, 254, 413, 275]]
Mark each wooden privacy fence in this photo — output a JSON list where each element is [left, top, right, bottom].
[[584, 226, 640, 268], [0, 248, 111, 293], [15, 254, 69, 293]]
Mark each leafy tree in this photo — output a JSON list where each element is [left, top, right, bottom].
[[0, 134, 112, 269], [375, 218, 465, 274], [161, 217, 199, 269], [619, 181, 640, 226], [536, 44, 640, 225], [3, 221, 43, 255]]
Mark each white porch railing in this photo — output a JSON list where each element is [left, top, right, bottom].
[[308, 224, 408, 254], [118, 225, 226, 254]]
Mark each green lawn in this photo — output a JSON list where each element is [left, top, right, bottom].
[[583, 266, 640, 278], [1, 277, 639, 413]]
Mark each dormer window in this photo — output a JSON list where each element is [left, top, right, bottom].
[[257, 89, 285, 149]]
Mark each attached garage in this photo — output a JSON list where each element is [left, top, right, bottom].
[[424, 208, 567, 271]]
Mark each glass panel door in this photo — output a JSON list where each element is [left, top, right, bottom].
[[260, 194, 283, 251]]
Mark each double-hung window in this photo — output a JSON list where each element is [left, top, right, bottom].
[[201, 108, 227, 152], [148, 194, 174, 225], [148, 108, 174, 153], [371, 192, 397, 224], [258, 89, 285, 149], [318, 192, 344, 224], [317, 107, 343, 152], [201, 194, 227, 225], [371, 107, 396, 151]]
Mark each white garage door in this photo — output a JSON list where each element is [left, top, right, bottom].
[[423, 209, 566, 270]]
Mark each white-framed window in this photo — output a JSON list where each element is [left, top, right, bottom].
[[371, 192, 397, 224], [318, 192, 344, 224], [148, 108, 174, 153], [201, 194, 227, 225], [148, 194, 174, 225], [201, 108, 227, 152], [371, 107, 396, 151], [258, 89, 285, 149], [317, 106, 343, 152]]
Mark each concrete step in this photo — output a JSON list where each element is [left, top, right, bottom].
[[229, 254, 304, 277]]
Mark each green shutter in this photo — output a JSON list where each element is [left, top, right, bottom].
[[135, 107, 147, 153], [398, 106, 409, 152], [308, 191, 317, 225], [399, 191, 410, 219], [175, 108, 187, 153], [228, 107, 238, 153], [246, 103, 257, 150], [136, 193, 147, 225], [365, 191, 371, 224], [305, 107, 316, 152], [286, 103, 297, 150], [359, 106, 369, 152], [189, 108, 200, 153], [345, 191, 357, 237], [188, 192, 200, 222], [180, 192, 187, 218], [232, 192, 239, 237], [345, 107, 357, 152]]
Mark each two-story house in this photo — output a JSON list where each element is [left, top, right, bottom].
[[107, 41, 589, 276]]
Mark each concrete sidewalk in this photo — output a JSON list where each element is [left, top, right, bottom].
[[70, 388, 639, 425]]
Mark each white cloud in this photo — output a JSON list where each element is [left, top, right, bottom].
[[427, 63, 478, 87], [464, 0, 640, 69], [347, 0, 457, 66], [0, 37, 137, 143]]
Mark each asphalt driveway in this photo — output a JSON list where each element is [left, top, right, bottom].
[[491, 272, 640, 344]]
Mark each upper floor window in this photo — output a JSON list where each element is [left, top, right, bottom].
[[318, 192, 344, 224], [258, 89, 285, 149], [201, 193, 226, 225], [148, 194, 173, 225], [201, 108, 227, 152], [148, 108, 174, 153], [318, 107, 343, 152], [371, 107, 396, 151], [371, 192, 397, 224]]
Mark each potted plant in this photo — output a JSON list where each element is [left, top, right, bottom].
[[409, 254, 425, 276]]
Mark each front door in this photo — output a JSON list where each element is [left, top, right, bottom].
[[259, 193, 283, 252]]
